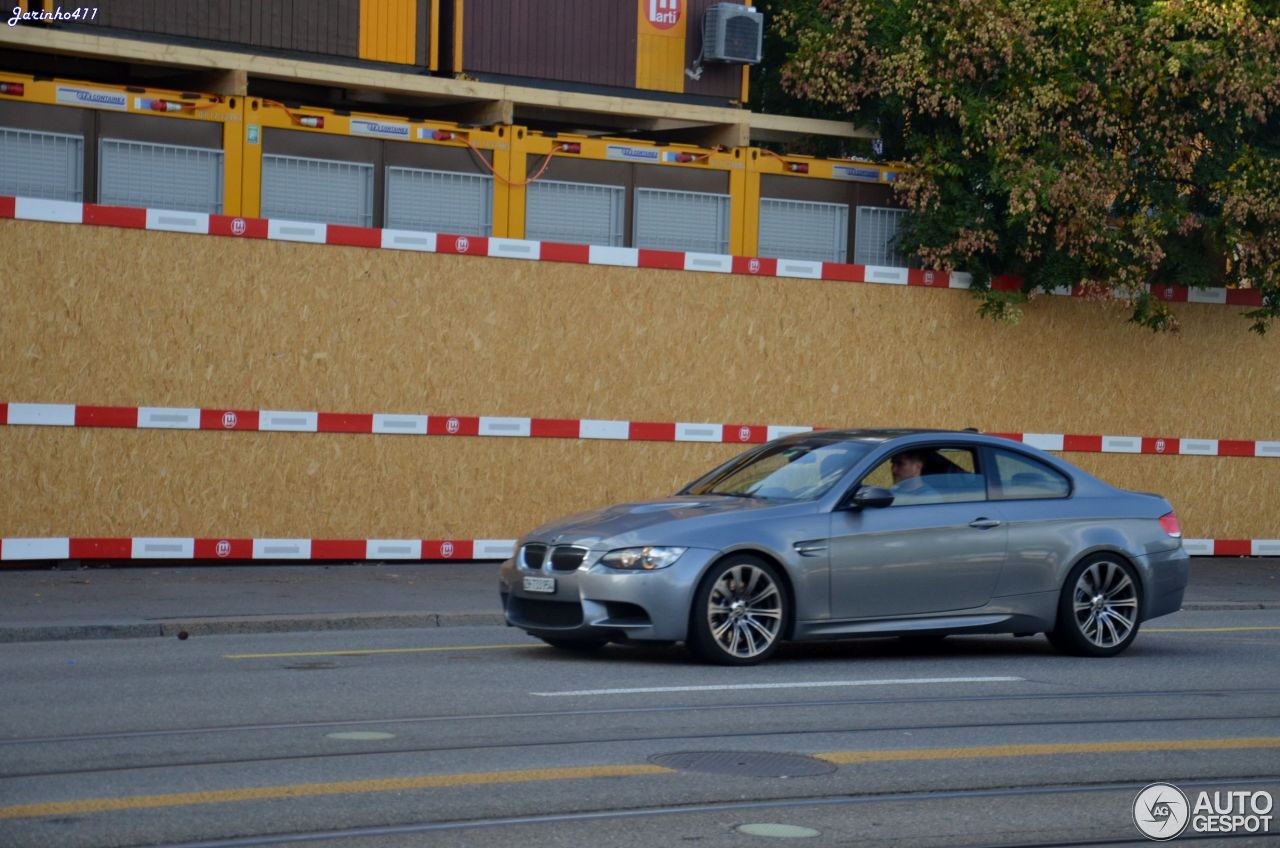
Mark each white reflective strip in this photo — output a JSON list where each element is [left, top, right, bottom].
[[380, 229, 437, 252], [949, 272, 973, 290], [487, 238, 540, 260], [1254, 441, 1280, 458], [579, 419, 630, 440], [1180, 439, 1218, 456], [864, 266, 909, 285], [146, 209, 209, 234], [474, 539, 517, 560], [15, 197, 83, 223], [767, 425, 813, 441], [588, 246, 639, 267], [7, 403, 76, 426], [259, 411, 319, 432], [675, 422, 724, 443], [1022, 433, 1065, 452], [684, 253, 733, 274], [138, 407, 200, 430], [1253, 540, 1280, 557], [1182, 539, 1214, 556], [1101, 436, 1142, 454], [1049, 285, 1073, 297], [372, 414, 428, 435], [1187, 288, 1228, 305], [366, 539, 423, 560], [131, 538, 195, 559], [268, 219, 327, 244], [776, 259, 823, 279], [1, 538, 70, 560], [479, 417, 532, 438], [253, 539, 312, 559]]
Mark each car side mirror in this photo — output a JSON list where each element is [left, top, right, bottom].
[[846, 486, 895, 510]]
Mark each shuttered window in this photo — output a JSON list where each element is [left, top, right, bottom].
[[854, 206, 909, 267], [0, 127, 84, 202], [759, 198, 848, 263], [385, 167, 493, 235], [634, 188, 730, 254], [525, 179, 625, 247], [99, 138, 223, 213], [261, 154, 373, 227]]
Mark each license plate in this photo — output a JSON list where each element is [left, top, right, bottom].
[[522, 575, 556, 594]]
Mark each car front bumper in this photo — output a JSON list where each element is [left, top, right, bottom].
[[498, 547, 721, 643]]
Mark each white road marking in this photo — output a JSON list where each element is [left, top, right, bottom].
[[532, 676, 1023, 697]]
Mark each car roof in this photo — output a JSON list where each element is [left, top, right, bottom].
[[781, 428, 967, 445]]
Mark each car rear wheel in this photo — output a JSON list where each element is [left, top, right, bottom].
[[688, 555, 788, 665], [1048, 554, 1142, 657]]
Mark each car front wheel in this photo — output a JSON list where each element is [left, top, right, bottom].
[[1048, 554, 1142, 657], [688, 555, 788, 665]]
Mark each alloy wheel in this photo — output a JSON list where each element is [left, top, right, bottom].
[[705, 563, 783, 660], [1070, 559, 1139, 649]]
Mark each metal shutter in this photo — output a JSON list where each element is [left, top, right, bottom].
[[854, 206, 908, 267], [261, 154, 373, 227], [99, 138, 223, 213], [0, 127, 84, 202], [634, 188, 730, 254], [525, 180, 624, 247], [759, 198, 848, 263], [385, 167, 493, 235]]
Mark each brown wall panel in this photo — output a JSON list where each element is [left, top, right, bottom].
[[1, 220, 1276, 541], [96, 0, 359, 59], [460, 0, 636, 89]]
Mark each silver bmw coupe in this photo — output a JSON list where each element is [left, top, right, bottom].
[[499, 429, 1189, 665]]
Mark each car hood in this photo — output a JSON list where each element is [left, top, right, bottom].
[[525, 495, 796, 549]]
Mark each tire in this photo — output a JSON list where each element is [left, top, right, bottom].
[[1047, 554, 1142, 657], [688, 555, 788, 665], [539, 637, 608, 653]]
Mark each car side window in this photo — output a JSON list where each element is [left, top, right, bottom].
[[991, 449, 1070, 500], [861, 446, 986, 506]]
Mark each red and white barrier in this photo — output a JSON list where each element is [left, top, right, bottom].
[[0, 536, 1274, 562], [0, 195, 1268, 305], [2, 401, 1276, 459]]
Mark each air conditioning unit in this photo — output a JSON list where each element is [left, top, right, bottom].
[[702, 3, 764, 65]]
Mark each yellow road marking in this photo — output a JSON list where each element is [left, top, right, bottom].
[[817, 737, 1280, 764], [224, 643, 542, 660], [5, 737, 1279, 821], [0, 764, 672, 821], [1145, 626, 1280, 634]]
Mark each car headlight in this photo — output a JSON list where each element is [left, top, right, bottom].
[[600, 546, 687, 571]]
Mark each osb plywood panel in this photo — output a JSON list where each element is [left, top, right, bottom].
[[1, 221, 1277, 540], [0, 428, 1272, 538], [1, 222, 1276, 440], [0, 428, 740, 538]]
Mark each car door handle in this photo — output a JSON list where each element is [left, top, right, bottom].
[[968, 518, 1002, 529]]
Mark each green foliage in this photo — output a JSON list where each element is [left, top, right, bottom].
[[773, 0, 1280, 332]]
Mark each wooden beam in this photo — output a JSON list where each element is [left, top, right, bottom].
[[0, 27, 867, 141]]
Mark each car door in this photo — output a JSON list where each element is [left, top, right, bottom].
[[827, 444, 1009, 619]]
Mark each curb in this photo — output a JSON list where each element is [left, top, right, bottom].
[[0, 611, 508, 643], [1, 605, 1275, 643]]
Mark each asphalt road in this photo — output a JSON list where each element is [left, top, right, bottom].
[[3, 609, 1279, 847]]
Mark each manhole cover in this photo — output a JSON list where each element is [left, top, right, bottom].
[[650, 751, 835, 778]]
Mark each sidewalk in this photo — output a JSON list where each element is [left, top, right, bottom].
[[0, 558, 1277, 643]]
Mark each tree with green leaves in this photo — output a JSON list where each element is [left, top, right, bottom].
[[771, 0, 1280, 332]]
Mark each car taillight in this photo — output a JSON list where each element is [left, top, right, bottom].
[[1159, 512, 1182, 538]]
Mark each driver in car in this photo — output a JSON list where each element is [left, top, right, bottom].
[[890, 450, 937, 502]]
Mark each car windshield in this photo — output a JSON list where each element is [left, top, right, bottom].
[[682, 440, 873, 501]]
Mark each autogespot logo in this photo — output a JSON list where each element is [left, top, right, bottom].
[[1134, 783, 1190, 841]]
